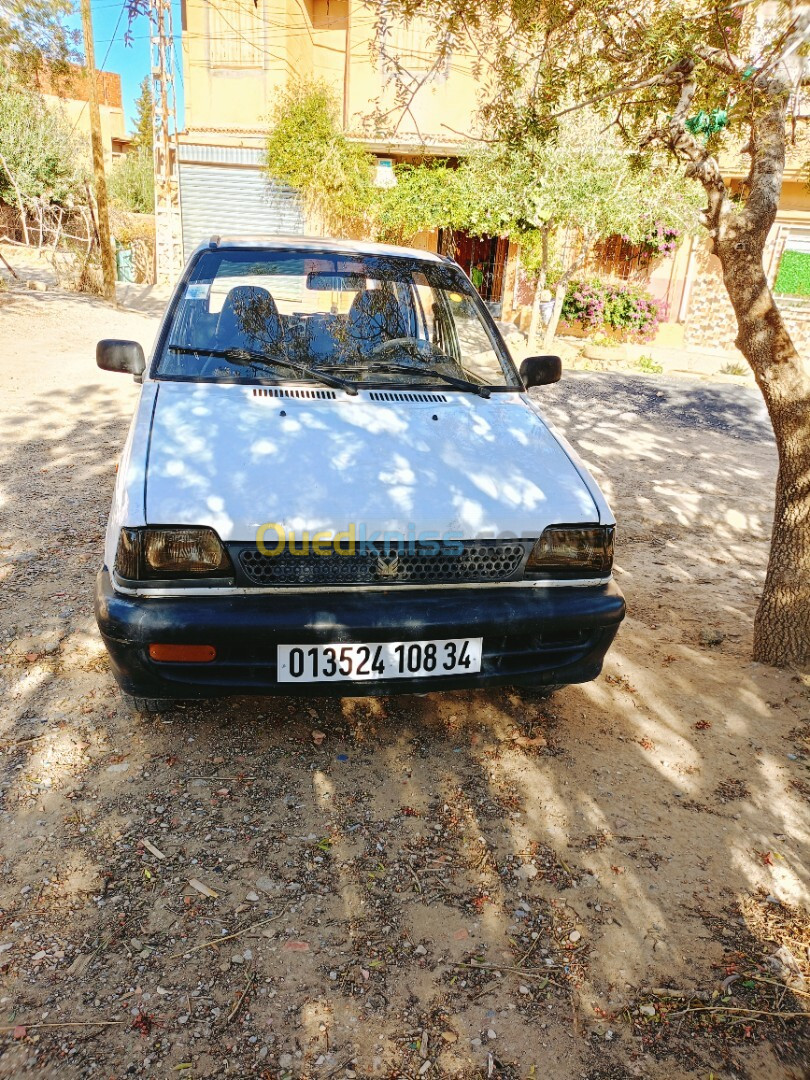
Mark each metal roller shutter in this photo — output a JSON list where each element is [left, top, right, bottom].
[[178, 149, 305, 260]]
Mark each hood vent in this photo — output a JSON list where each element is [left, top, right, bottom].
[[367, 390, 448, 403], [252, 387, 337, 400]]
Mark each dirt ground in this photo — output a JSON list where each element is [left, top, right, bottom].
[[0, 275, 809, 1080]]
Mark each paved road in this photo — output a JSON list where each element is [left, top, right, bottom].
[[534, 369, 773, 444]]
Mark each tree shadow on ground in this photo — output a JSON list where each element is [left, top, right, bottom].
[[0, 374, 807, 1079]]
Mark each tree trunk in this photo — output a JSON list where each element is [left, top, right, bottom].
[[526, 225, 549, 353], [668, 83, 810, 668], [542, 280, 567, 351], [527, 281, 544, 352], [717, 242, 810, 668], [543, 232, 593, 350], [0, 153, 29, 246]]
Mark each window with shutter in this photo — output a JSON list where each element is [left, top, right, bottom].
[[388, 19, 434, 73], [209, 0, 263, 68]]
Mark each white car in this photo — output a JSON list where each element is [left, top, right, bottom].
[[95, 237, 624, 711]]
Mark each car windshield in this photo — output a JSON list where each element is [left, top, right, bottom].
[[154, 248, 522, 391]]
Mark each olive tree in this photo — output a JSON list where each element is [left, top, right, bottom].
[[0, 69, 85, 239], [373, 0, 810, 668], [459, 118, 699, 348], [266, 77, 377, 235]]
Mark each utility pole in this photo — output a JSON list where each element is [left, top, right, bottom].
[[151, 0, 182, 282], [79, 0, 116, 302], [342, 0, 351, 130]]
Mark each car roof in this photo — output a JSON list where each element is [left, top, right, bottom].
[[193, 235, 449, 264]]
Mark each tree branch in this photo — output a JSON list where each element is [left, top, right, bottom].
[[694, 43, 742, 77], [640, 65, 728, 239]]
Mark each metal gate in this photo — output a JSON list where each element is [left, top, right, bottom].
[[178, 144, 305, 260]]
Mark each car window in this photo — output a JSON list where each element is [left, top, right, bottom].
[[155, 249, 521, 389]]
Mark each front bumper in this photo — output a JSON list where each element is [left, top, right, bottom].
[[94, 570, 625, 699]]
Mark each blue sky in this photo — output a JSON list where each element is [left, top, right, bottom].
[[68, 0, 185, 136]]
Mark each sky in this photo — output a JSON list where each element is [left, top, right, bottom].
[[68, 0, 186, 136]]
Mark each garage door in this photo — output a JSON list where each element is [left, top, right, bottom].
[[178, 147, 305, 260]]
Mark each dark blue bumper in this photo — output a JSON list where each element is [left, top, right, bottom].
[[94, 570, 625, 698]]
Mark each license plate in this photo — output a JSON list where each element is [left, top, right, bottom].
[[277, 638, 483, 683]]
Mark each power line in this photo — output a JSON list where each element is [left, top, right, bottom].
[[69, 0, 129, 137]]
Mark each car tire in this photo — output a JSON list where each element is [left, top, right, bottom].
[[128, 696, 177, 716]]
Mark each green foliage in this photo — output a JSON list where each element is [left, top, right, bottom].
[[265, 77, 376, 235], [773, 250, 810, 297], [266, 78, 698, 285], [562, 279, 661, 341], [456, 116, 699, 282], [131, 76, 153, 151], [719, 360, 749, 376], [108, 145, 154, 214], [636, 354, 663, 374], [375, 161, 468, 243], [0, 68, 85, 204], [0, 0, 75, 79], [388, 1, 757, 145]]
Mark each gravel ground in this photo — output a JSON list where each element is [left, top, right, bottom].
[[0, 282, 808, 1080]]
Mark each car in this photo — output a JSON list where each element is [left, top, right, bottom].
[[94, 236, 625, 711]]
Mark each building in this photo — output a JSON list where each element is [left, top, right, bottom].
[[166, 0, 509, 292], [166, 2, 810, 354], [675, 129, 810, 357], [35, 65, 131, 170]]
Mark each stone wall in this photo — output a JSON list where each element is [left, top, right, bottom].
[[683, 231, 810, 358]]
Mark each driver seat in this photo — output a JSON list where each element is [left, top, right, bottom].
[[216, 286, 282, 353], [346, 288, 410, 356]]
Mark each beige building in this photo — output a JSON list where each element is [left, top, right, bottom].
[[169, 1, 810, 352], [170, 0, 492, 282], [676, 134, 810, 357], [36, 65, 131, 170]]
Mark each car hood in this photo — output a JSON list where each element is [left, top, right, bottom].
[[144, 383, 603, 541]]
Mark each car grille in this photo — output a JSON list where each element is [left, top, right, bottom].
[[234, 541, 528, 587]]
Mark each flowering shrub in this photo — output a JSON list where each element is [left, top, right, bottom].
[[561, 280, 661, 341], [640, 221, 680, 257]]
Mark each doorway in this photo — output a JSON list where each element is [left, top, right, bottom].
[[438, 230, 509, 316]]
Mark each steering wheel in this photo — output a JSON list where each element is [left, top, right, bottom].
[[368, 338, 460, 372], [368, 337, 433, 362]]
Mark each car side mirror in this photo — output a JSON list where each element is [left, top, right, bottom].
[[97, 339, 146, 379], [519, 355, 562, 388]]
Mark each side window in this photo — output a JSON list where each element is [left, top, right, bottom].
[[411, 274, 450, 352], [450, 294, 503, 382]]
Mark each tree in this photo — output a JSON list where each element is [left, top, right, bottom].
[[373, 0, 810, 669], [0, 0, 75, 80], [266, 79, 478, 241], [131, 75, 152, 151], [459, 119, 699, 348], [0, 67, 85, 230], [265, 77, 377, 235], [374, 160, 470, 244], [108, 144, 154, 214]]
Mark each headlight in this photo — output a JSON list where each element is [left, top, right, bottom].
[[114, 527, 233, 580], [525, 526, 614, 576]]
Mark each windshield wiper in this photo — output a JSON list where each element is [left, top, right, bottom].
[[167, 345, 358, 395], [320, 361, 491, 397]]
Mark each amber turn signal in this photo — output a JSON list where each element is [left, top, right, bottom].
[[148, 644, 216, 663]]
